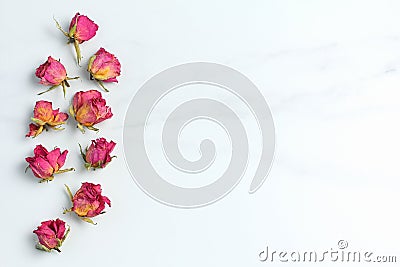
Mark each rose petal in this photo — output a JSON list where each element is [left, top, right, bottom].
[[46, 148, 61, 171], [75, 14, 98, 42], [73, 90, 102, 112], [33, 145, 49, 158], [26, 123, 40, 137], [29, 157, 54, 179], [33, 101, 53, 123]]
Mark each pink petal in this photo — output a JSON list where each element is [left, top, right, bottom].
[[89, 48, 121, 81], [29, 157, 53, 179], [46, 148, 61, 170], [75, 103, 98, 126], [88, 98, 113, 124], [52, 111, 68, 124], [33, 101, 53, 122], [92, 183, 102, 194], [89, 48, 113, 73], [107, 141, 116, 153], [57, 150, 68, 168], [54, 219, 66, 240], [75, 14, 98, 42], [26, 123, 39, 137], [73, 90, 102, 112], [35, 59, 50, 78], [33, 145, 49, 157], [35, 57, 66, 85], [103, 196, 111, 207], [102, 77, 119, 83], [86, 200, 102, 217]]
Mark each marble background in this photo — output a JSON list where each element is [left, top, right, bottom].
[[1, 0, 399, 266]]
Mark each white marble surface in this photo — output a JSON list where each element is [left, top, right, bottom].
[[1, 0, 400, 266]]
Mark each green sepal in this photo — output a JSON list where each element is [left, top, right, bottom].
[[63, 208, 73, 214], [27, 124, 45, 138], [68, 16, 78, 38], [64, 184, 74, 201], [96, 80, 109, 92], [31, 118, 46, 126], [78, 144, 87, 161], [61, 226, 71, 243], [54, 168, 75, 174], [53, 16, 69, 37], [87, 55, 96, 72], [39, 176, 54, 183], [81, 217, 97, 225], [35, 243, 51, 252], [77, 123, 85, 133], [69, 105, 75, 117], [66, 76, 79, 81], [38, 84, 60, 96], [86, 126, 99, 132], [51, 126, 65, 131], [61, 81, 67, 99], [84, 162, 92, 170]]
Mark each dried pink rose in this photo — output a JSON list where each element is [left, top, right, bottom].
[[54, 13, 99, 64], [26, 101, 68, 138], [25, 145, 74, 182], [33, 219, 70, 252], [64, 182, 111, 224], [70, 90, 113, 133], [87, 48, 121, 92], [68, 13, 98, 43], [35, 56, 78, 97], [79, 138, 116, 170]]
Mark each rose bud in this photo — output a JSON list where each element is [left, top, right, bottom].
[[87, 48, 121, 92], [64, 182, 111, 225], [54, 12, 98, 64], [70, 90, 113, 133], [79, 138, 116, 170], [36, 56, 79, 98], [26, 101, 68, 138], [25, 145, 74, 182], [33, 219, 70, 252]]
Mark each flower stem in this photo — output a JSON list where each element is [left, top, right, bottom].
[[96, 80, 109, 92], [64, 184, 74, 201], [38, 84, 59, 95], [66, 76, 79, 80], [55, 168, 75, 174], [74, 39, 82, 65], [53, 17, 69, 37], [61, 81, 67, 99]]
